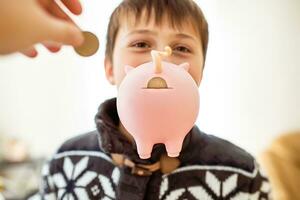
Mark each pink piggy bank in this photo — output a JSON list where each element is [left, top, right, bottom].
[[117, 47, 199, 159]]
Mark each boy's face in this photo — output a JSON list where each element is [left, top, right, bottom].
[[105, 13, 204, 89]]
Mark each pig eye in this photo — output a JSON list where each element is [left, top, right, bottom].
[[174, 46, 191, 53], [132, 42, 151, 49]]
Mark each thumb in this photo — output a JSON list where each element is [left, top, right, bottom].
[[40, 17, 84, 47]]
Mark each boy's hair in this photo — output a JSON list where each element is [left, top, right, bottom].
[[105, 0, 209, 66]]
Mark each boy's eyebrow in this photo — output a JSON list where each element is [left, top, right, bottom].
[[126, 29, 197, 42], [173, 33, 197, 42], [126, 29, 158, 37]]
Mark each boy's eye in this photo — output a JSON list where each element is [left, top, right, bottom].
[[132, 42, 151, 49], [174, 46, 191, 53]]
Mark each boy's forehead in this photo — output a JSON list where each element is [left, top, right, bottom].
[[119, 13, 199, 40]]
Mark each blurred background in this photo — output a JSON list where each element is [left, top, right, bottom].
[[0, 0, 299, 198]]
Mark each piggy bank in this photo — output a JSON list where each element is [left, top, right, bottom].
[[117, 47, 199, 159]]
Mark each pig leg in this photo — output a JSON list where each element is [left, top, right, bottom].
[[165, 138, 184, 157], [136, 141, 153, 159]]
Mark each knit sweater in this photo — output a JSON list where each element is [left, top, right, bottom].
[[30, 98, 271, 200]]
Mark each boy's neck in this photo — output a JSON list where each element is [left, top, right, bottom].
[[118, 122, 135, 144]]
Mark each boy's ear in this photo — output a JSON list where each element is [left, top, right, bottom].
[[104, 57, 115, 85], [179, 62, 190, 72], [124, 65, 134, 74]]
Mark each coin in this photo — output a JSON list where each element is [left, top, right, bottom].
[[74, 31, 99, 57], [147, 77, 168, 89]]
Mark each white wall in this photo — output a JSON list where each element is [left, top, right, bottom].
[[0, 0, 299, 158], [198, 0, 300, 155]]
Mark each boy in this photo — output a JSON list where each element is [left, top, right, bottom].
[[33, 0, 271, 199]]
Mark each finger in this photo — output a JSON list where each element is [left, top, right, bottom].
[[41, 16, 84, 47], [47, 1, 73, 23], [42, 41, 62, 53], [61, 0, 82, 15], [20, 47, 38, 58]]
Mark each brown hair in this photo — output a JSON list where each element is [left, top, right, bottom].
[[105, 0, 209, 66]]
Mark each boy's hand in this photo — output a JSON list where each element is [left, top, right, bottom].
[[0, 0, 84, 57]]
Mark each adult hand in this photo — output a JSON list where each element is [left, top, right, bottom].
[[0, 0, 84, 57]]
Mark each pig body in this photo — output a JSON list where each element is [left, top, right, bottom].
[[117, 61, 199, 159]]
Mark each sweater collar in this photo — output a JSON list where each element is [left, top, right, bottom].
[[95, 97, 196, 165]]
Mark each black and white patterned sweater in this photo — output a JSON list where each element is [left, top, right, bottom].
[[31, 98, 271, 200]]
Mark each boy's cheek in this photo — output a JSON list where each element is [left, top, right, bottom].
[[113, 67, 125, 87], [122, 50, 153, 67], [190, 70, 202, 86]]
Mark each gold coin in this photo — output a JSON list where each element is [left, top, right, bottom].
[[74, 31, 99, 57], [147, 77, 168, 89]]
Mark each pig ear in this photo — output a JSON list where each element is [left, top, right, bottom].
[[179, 62, 190, 72], [124, 65, 134, 74]]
